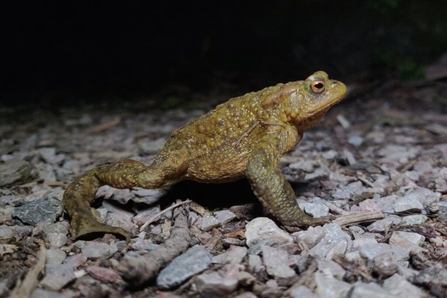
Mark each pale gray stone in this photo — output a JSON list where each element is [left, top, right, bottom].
[[38, 147, 56, 163], [81, 241, 117, 259], [389, 231, 426, 254], [289, 160, 314, 172], [393, 195, 424, 213], [200, 214, 220, 231], [245, 217, 293, 252], [130, 237, 159, 251], [303, 201, 330, 218], [248, 254, 264, 274], [63, 254, 87, 268], [394, 231, 425, 245], [233, 292, 258, 298], [400, 214, 428, 225], [290, 285, 320, 298], [212, 246, 247, 265], [383, 273, 426, 298], [195, 272, 238, 297], [46, 248, 66, 265], [316, 258, 346, 279], [359, 243, 394, 262], [47, 233, 68, 248], [131, 188, 165, 204], [31, 288, 68, 298], [348, 134, 364, 147], [350, 282, 397, 298], [373, 253, 398, 277], [293, 226, 324, 250], [157, 245, 212, 290], [262, 245, 295, 284], [214, 210, 236, 225], [40, 264, 76, 291], [308, 224, 351, 258], [0, 159, 33, 187], [367, 216, 401, 232], [406, 187, 441, 206], [315, 272, 351, 298], [0, 226, 14, 240]]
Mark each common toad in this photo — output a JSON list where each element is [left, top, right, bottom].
[[63, 71, 347, 241]]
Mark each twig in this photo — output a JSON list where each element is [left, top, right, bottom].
[[10, 244, 46, 298], [140, 199, 192, 232], [333, 211, 385, 226], [84, 118, 121, 133]]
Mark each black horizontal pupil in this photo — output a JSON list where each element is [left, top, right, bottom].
[[314, 82, 323, 89]]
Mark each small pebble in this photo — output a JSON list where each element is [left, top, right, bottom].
[[245, 217, 293, 251], [195, 272, 239, 297], [157, 245, 212, 290], [81, 242, 118, 259]]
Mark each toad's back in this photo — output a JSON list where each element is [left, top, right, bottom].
[[159, 82, 301, 181]]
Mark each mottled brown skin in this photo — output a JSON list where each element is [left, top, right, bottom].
[[63, 71, 347, 241]]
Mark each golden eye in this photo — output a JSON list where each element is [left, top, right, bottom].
[[310, 80, 325, 93]]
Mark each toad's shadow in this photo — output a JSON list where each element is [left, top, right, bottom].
[[160, 179, 258, 210], [152, 179, 309, 213]]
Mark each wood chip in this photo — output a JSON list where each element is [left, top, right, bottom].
[[333, 211, 385, 226], [10, 244, 46, 298], [84, 118, 121, 133]]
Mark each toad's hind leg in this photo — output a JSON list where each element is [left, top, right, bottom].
[[63, 147, 188, 241], [246, 146, 334, 228]]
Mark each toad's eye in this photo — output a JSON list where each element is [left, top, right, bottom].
[[310, 80, 325, 93]]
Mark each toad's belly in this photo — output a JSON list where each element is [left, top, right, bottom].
[[185, 150, 249, 183]]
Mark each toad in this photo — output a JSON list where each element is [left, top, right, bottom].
[[63, 71, 347, 241]]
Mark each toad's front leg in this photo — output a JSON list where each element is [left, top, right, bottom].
[[246, 145, 333, 227]]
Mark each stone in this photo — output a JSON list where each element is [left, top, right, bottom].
[[248, 254, 264, 274], [316, 258, 346, 280], [0, 159, 33, 187], [400, 214, 428, 226], [308, 224, 351, 258], [0, 226, 14, 240], [303, 201, 330, 218], [86, 265, 125, 285], [262, 245, 295, 285], [40, 264, 76, 291], [293, 226, 324, 250], [38, 147, 56, 163], [393, 195, 424, 213], [195, 272, 238, 297], [46, 249, 66, 265], [31, 288, 67, 298], [290, 285, 319, 298], [63, 254, 87, 268], [157, 245, 212, 290], [245, 217, 293, 254], [200, 214, 220, 231], [212, 246, 247, 265], [373, 253, 398, 277], [383, 273, 427, 298], [367, 216, 401, 232], [214, 210, 236, 225], [12, 199, 58, 225], [315, 271, 351, 298], [389, 231, 426, 254], [350, 282, 396, 298], [81, 242, 118, 259]]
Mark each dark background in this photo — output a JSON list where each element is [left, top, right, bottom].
[[1, 1, 446, 107]]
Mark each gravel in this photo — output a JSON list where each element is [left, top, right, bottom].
[[1, 82, 447, 297]]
